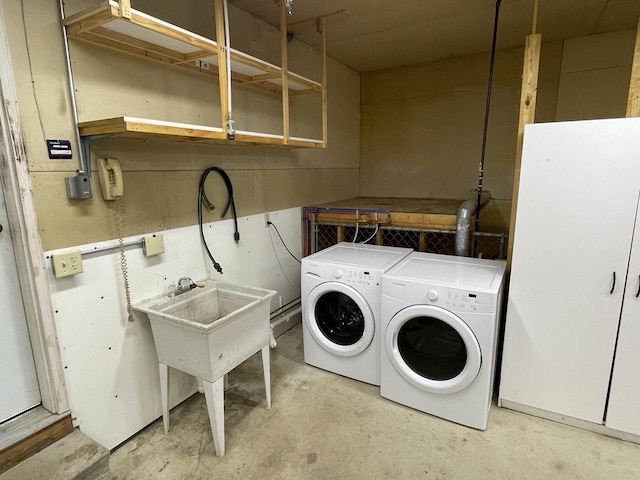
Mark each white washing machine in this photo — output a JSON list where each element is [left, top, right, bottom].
[[302, 243, 413, 385], [380, 252, 506, 430]]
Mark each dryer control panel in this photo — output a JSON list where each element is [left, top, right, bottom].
[[423, 287, 496, 314]]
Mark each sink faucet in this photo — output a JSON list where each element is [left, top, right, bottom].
[[170, 277, 197, 297]]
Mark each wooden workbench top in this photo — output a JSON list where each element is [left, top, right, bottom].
[[309, 197, 477, 215]]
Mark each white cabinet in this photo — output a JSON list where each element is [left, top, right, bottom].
[[606, 209, 640, 435], [499, 118, 640, 435]]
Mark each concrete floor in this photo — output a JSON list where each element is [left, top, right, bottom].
[[109, 324, 640, 479]]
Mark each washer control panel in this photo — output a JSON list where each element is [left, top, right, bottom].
[[333, 267, 379, 286]]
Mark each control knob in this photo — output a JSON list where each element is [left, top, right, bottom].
[[427, 289, 439, 301], [334, 269, 344, 279]]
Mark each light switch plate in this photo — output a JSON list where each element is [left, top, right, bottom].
[[52, 251, 83, 278], [143, 234, 164, 256]]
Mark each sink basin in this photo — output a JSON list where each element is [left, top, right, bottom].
[[134, 279, 276, 457], [133, 280, 276, 382]]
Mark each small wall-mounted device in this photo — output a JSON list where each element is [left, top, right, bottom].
[[46, 139, 72, 159], [97, 158, 124, 200]]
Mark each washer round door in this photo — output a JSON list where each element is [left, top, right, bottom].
[[385, 304, 481, 394], [305, 282, 375, 356]]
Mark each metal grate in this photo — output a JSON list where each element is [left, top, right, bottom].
[[472, 232, 508, 260], [382, 229, 420, 250], [312, 222, 507, 259], [316, 224, 338, 252]]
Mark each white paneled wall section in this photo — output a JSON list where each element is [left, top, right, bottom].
[[46, 207, 301, 449]]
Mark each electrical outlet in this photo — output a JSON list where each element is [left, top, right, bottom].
[[52, 251, 83, 278], [264, 213, 270, 228], [143, 234, 164, 256]]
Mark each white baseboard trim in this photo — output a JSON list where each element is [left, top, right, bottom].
[[499, 398, 640, 445]]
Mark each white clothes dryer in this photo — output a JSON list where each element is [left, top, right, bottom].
[[381, 252, 506, 430], [302, 243, 412, 385]]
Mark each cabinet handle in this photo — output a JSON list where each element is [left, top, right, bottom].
[[610, 271, 616, 295], [636, 275, 640, 298]]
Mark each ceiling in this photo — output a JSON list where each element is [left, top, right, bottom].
[[229, 0, 640, 72]]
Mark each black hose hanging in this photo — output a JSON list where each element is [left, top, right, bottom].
[[198, 167, 239, 274], [475, 0, 503, 233]]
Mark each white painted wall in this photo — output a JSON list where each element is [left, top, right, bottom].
[[46, 207, 301, 449]]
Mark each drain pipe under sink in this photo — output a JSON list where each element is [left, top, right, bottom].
[[269, 303, 302, 348], [455, 190, 491, 257]]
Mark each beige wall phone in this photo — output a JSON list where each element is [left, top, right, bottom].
[[97, 158, 123, 200], [97, 157, 134, 322]]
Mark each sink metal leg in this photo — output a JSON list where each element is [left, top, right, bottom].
[[203, 377, 225, 457], [261, 345, 271, 410], [159, 363, 169, 434]]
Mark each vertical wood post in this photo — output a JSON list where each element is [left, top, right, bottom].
[[507, 32, 541, 269], [118, 0, 131, 19], [320, 18, 328, 147], [419, 232, 427, 252], [214, 0, 229, 135], [280, 1, 290, 142], [626, 18, 640, 117]]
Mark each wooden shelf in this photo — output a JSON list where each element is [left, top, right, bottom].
[[79, 116, 323, 148], [64, 0, 327, 149], [64, 0, 321, 94]]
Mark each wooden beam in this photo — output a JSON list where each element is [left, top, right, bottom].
[[280, 1, 290, 142], [507, 33, 542, 268], [242, 72, 281, 85], [626, 18, 640, 117], [320, 19, 328, 147], [62, 1, 112, 26], [118, 0, 132, 19], [65, 8, 120, 37], [86, 26, 188, 63], [214, 0, 229, 135]]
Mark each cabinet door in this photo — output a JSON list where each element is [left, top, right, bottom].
[[500, 118, 640, 423], [606, 195, 640, 435]]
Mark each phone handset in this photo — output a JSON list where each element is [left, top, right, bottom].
[[97, 158, 123, 200]]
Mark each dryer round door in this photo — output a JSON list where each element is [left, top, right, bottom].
[[305, 282, 375, 357], [385, 304, 481, 394]]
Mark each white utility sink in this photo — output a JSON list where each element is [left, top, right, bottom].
[[133, 279, 276, 457]]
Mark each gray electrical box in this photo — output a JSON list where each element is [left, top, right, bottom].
[[65, 174, 92, 199]]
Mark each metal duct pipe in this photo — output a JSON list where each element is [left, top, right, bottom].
[[456, 191, 491, 257]]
